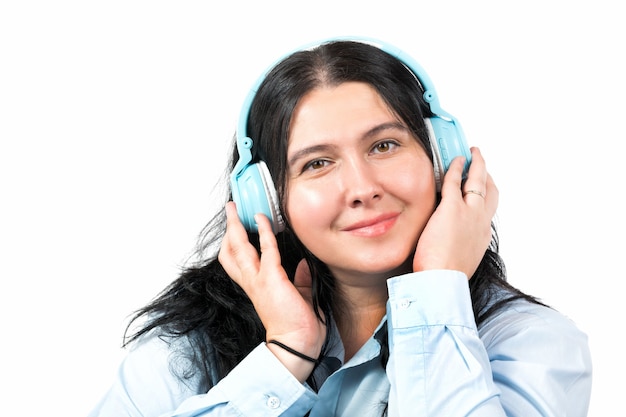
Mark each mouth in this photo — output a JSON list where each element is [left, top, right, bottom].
[[341, 213, 400, 237]]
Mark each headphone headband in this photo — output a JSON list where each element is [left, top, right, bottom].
[[236, 36, 455, 153]]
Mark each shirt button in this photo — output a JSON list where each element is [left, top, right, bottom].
[[266, 396, 281, 409], [399, 299, 411, 309]]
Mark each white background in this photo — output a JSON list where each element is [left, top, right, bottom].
[[1, 1, 623, 416]]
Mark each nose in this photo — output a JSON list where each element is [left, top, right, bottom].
[[340, 159, 383, 208]]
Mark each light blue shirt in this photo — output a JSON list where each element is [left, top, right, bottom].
[[89, 270, 592, 416]]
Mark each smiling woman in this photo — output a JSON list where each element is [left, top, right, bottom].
[[88, 38, 592, 417], [285, 82, 436, 283]]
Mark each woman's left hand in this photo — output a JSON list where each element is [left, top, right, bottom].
[[412, 147, 499, 279]]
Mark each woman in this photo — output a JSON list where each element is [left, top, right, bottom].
[[89, 39, 592, 416]]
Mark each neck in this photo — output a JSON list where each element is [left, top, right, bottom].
[[328, 259, 412, 361], [333, 278, 388, 362]]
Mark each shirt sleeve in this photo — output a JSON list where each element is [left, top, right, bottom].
[[88, 335, 318, 417], [385, 270, 592, 417]]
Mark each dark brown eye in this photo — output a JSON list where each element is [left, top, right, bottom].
[[303, 159, 329, 171], [372, 140, 398, 154], [376, 142, 391, 152]]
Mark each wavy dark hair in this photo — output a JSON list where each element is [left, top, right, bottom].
[[123, 40, 545, 394]]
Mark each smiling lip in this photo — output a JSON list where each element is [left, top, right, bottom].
[[342, 213, 400, 237]]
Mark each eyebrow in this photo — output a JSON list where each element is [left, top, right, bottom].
[[287, 122, 410, 167]]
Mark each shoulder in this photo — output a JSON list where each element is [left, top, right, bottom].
[[123, 330, 207, 406], [477, 293, 592, 414], [90, 329, 211, 417], [479, 295, 592, 387], [479, 296, 588, 349]]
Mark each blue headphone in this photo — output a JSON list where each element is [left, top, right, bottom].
[[230, 37, 471, 234]]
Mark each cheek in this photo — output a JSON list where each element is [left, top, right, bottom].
[[391, 161, 436, 200], [285, 185, 333, 232]]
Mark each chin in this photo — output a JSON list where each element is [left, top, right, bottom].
[[358, 254, 414, 278], [383, 260, 413, 277]]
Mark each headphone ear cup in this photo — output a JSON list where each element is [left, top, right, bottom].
[[256, 161, 285, 233], [230, 160, 285, 234], [425, 117, 471, 191]]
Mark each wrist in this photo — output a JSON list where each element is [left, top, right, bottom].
[[265, 340, 319, 383]]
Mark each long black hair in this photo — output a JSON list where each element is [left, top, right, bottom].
[[123, 40, 545, 392]]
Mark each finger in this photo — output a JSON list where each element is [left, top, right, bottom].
[[224, 201, 248, 236], [218, 202, 238, 268], [462, 147, 489, 204], [293, 259, 312, 296], [254, 212, 282, 269], [439, 155, 466, 199], [219, 202, 260, 282], [483, 172, 499, 217], [293, 259, 325, 323], [466, 147, 487, 180]]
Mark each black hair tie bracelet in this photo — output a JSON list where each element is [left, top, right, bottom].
[[267, 339, 320, 365]]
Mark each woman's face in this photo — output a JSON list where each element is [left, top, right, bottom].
[[285, 81, 437, 282]]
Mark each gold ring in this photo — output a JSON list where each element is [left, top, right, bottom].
[[463, 189, 485, 198]]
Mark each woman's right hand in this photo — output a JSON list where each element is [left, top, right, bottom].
[[218, 202, 326, 382]]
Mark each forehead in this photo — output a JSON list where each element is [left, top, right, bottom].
[[288, 82, 397, 145]]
